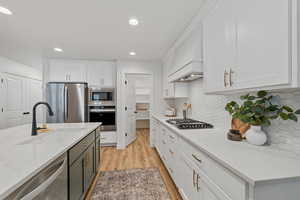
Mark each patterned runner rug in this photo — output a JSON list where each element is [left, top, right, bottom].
[[91, 168, 171, 200]]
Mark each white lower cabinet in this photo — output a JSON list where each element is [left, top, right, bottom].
[[100, 131, 117, 145]]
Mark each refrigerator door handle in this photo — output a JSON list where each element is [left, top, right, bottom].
[[64, 85, 68, 121]]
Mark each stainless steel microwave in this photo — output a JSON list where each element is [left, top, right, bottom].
[[89, 88, 115, 105]]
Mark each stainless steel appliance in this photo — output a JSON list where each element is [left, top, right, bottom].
[[89, 88, 115, 106], [5, 154, 68, 200], [46, 82, 89, 123], [89, 105, 116, 131], [166, 118, 214, 129]]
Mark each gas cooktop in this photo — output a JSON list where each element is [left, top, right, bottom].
[[166, 118, 214, 129]]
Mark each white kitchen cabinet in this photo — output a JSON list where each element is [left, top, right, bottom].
[[48, 60, 86, 82], [86, 61, 116, 87], [0, 74, 5, 129], [204, 0, 294, 94]]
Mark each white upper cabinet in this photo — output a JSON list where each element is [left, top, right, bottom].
[[86, 61, 116, 87], [48, 60, 87, 82], [204, 0, 295, 94], [47, 59, 116, 88]]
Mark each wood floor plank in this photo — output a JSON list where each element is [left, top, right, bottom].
[[85, 128, 182, 200]]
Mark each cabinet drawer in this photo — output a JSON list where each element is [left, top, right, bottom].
[[181, 140, 247, 200], [100, 131, 117, 144], [69, 131, 95, 165]]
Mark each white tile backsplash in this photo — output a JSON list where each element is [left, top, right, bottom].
[[173, 79, 300, 155]]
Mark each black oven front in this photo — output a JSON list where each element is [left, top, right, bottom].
[[89, 106, 116, 131]]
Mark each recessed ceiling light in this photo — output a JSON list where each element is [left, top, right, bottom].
[[0, 6, 12, 15], [54, 48, 63, 52], [129, 52, 136, 56], [129, 18, 139, 26]]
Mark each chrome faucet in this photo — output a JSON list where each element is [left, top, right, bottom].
[[32, 102, 54, 136]]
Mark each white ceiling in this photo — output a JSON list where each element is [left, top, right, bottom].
[[0, 0, 205, 69]]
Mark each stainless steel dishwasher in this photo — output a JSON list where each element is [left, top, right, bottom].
[[5, 153, 68, 200]]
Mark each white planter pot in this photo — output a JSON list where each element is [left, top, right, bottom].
[[245, 126, 267, 146]]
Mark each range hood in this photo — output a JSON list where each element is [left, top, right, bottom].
[[168, 61, 203, 83]]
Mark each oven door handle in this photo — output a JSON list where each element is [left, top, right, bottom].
[[90, 109, 116, 113]]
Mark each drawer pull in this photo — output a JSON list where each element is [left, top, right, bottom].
[[192, 154, 202, 163], [196, 174, 200, 192], [169, 167, 174, 174], [193, 170, 196, 187], [169, 149, 174, 155], [162, 140, 166, 145]]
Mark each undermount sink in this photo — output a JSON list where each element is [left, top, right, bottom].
[[17, 127, 86, 145]]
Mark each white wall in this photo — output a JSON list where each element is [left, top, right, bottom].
[[0, 56, 42, 80], [116, 60, 163, 149], [173, 79, 300, 155]]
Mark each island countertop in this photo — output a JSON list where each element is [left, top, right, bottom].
[[0, 123, 101, 199]]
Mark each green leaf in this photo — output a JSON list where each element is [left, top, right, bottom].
[[283, 106, 293, 113], [244, 101, 253, 107], [252, 106, 263, 114], [288, 113, 298, 122], [240, 94, 249, 100], [295, 109, 300, 115], [267, 105, 279, 112], [257, 91, 268, 97], [248, 96, 256, 100], [279, 112, 289, 120]]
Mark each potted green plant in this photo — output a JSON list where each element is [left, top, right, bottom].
[[225, 91, 300, 145]]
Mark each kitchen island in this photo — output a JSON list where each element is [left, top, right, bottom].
[[0, 123, 101, 199]]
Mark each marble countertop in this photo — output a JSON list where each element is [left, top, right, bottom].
[[152, 114, 300, 185], [0, 123, 101, 199]]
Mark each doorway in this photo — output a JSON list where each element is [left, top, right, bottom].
[[120, 73, 153, 148]]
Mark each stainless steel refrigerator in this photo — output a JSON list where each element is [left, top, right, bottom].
[[46, 82, 89, 123]]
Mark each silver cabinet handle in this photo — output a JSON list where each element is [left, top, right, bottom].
[[196, 174, 200, 192], [193, 170, 196, 187], [20, 158, 67, 200], [169, 149, 174, 155], [192, 154, 202, 163], [229, 68, 234, 86], [162, 140, 166, 145], [224, 70, 229, 87]]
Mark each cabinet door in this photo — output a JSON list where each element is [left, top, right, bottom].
[[86, 61, 116, 87], [202, 184, 219, 200], [84, 143, 96, 192], [0, 74, 4, 129], [2, 74, 25, 128], [69, 156, 84, 200], [178, 153, 201, 200], [235, 0, 290, 89], [95, 137, 101, 172], [203, 0, 237, 93], [48, 60, 86, 82]]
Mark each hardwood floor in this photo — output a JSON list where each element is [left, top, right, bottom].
[[85, 128, 182, 200]]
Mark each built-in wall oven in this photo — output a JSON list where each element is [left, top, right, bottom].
[[89, 106, 116, 131]]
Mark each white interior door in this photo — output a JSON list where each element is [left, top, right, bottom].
[[3, 74, 25, 128], [125, 75, 137, 146]]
